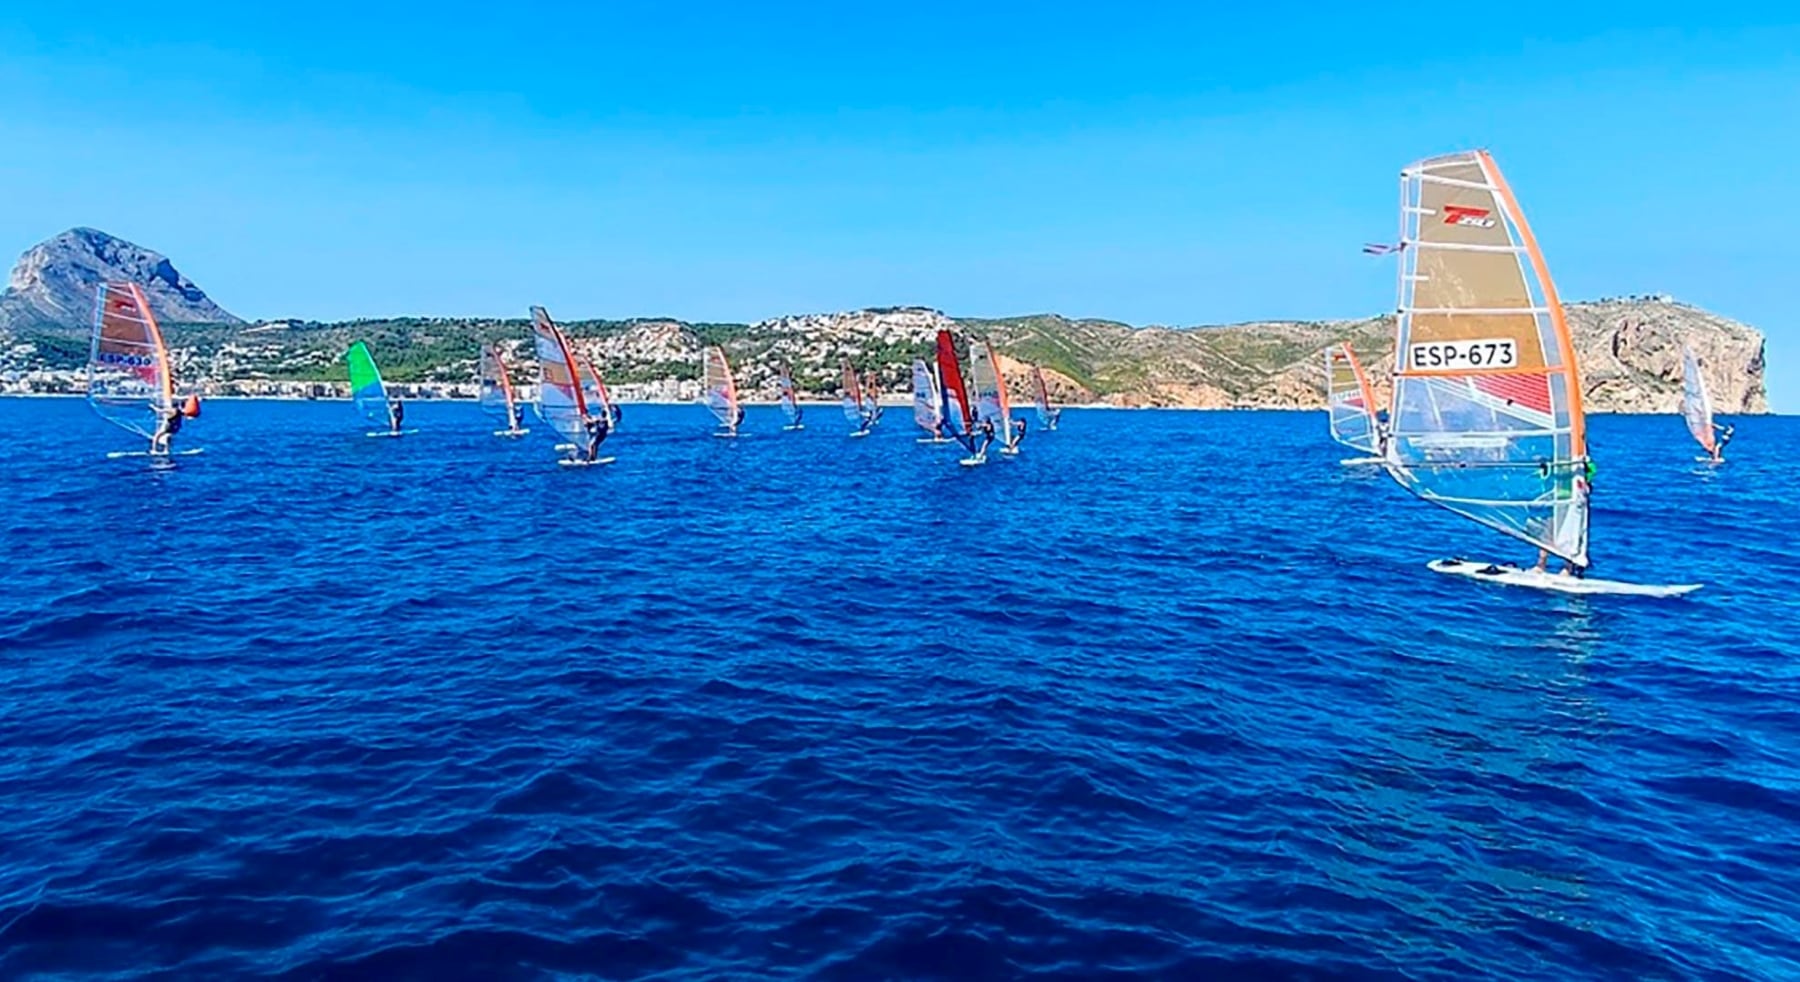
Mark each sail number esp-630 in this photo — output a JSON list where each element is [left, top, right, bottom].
[[1410, 339, 1518, 371]]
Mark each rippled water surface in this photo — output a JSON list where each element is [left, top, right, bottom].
[[2, 398, 1797, 980]]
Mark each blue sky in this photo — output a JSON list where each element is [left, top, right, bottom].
[[3, 3, 1796, 407]]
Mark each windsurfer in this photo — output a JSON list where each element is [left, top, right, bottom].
[[1711, 423, 1734, 462], [732, 405, 745, 434], [974, 417, 996, 457], [582, 411, 611, 461], [151, 404, 183, 454], [388, 398, 405, 434], [1008, 416, 1028, 450], [508, 404, 524, 432]]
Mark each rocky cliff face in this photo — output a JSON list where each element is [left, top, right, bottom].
[[0, 227, 240, 335]]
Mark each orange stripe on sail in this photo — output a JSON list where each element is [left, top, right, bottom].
[[1343, 343, 1379, 419], [1480, 150, 1584, 456]]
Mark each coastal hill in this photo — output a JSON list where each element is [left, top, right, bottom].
[[0, 227, 1768, 412], [0, 227, 241, 334]]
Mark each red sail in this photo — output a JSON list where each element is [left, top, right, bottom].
[[934, 330, 973, 433]]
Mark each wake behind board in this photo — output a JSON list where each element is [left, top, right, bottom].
[[558, 456, 616, 467], [107, 448, 205, 459], [1427, 559, 1701, 597], [366, 429, 421, 438]]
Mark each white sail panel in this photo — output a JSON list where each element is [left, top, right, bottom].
[[1386, 150, 1590, 566], [1681, 344, 1715, 453], [911, 359, 941, 433]]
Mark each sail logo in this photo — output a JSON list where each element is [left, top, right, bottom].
[[1443, 205, 1497, 229], [98, 352, 153, 367]]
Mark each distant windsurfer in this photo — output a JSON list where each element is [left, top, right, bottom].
[[508, 403, 524, 433], [582, 411, 611, 462], [855, 406, 875, 435], [731, 404, 745, 436], [1043, 407, 1061, 430], [1710, 422, 1734, 462], [151, 404, 183, 455], [388, 398, 405, 434]]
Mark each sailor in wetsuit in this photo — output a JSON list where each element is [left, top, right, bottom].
[[388, 398, 406, 434], [582, 410, 611, 462], [508, 403, 524, 432], [151, 404, 183, 455], [1008, 416, 1028, 451], [974, 417, 996, 458], [1710, 422, 1735, 462]]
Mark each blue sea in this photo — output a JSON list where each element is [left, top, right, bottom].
[[2, 398, 1796, 980]]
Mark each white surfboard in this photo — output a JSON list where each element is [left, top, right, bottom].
[[848, 430, 871, 439], [713, 431, 740, 439], [958, 456, 987, 467], [366, 429, 420, 438], [782, 424, 806, 432], [999, 445, 1021, 457], [1427, 559, 1701, 597], [558, 456, 616, 467], [107, 448, 205, 459], [1694, 456, 1723, 464], [493, 428, 530, 438], [915, 437, 956, 445], [1339, 455, 1384, 466]]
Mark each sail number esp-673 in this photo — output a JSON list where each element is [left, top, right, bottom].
[[1410, 339, 1518, 371]]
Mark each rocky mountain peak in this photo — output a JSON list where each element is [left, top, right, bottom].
[[0, 227, 241, 333]]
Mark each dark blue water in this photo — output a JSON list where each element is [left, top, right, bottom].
[[2, 398, 1796, 980]]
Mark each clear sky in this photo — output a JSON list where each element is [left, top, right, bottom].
[[3, 3, 1796, 408]]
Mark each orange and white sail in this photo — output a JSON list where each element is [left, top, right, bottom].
[[578, 353, 619, 427], [479, 344, 521, 426], [840, 359, 867, 423], [1325, 343, 1382, 455], [531, 306, 589, 444], [88, 282, 174, 440], [1386, 150, 1590, 566], [969, 341, 1012, 431], [701, 346, 739, 429]]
